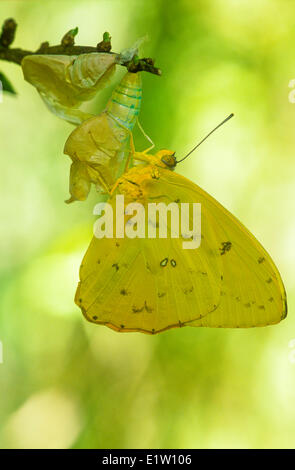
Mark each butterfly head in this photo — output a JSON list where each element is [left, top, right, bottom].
[[157, 150, 177, 169]]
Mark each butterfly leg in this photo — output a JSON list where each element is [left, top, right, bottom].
[[109, 178, 121, 196]]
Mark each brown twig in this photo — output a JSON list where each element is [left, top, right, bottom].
[[0, 18, 17, 48], [0, 17, 161, 75]]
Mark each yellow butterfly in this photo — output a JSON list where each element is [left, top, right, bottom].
[[75, 115, 287, 334]]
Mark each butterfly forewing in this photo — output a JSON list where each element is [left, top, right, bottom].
[[156, 170, 287, 328]]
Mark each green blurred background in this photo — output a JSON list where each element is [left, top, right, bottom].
[[0, 0, 295, 449]]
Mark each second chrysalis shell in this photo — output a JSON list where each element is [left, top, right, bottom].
[[63, 71, 142, 203], [22, 53, 117, 124]]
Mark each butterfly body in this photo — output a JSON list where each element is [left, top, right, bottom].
[[76, 148, 287, 334]]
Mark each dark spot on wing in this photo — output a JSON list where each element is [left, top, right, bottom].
[[219, 241, 232, 255], [266, 278, 272, 283], [146, 262, 151, 272], [258, 305, 265, 310], [97, 259, 101, 264], [160, 258, 168, 267], [144, 301, 153, 313], [116, 243, 120, 247], [132, 301, 153, 313], [184, 286, 194, 295], [158, 292, 166, 298], [93, 315, 98, 320], [174, 198, 180, 203], [244, 302, 251, 308], [112, 263, 119, 271], [236, 296, 241, 302], [268, 297, 274, 302], [170, 259, 177, 267], [258, 257, 265, 264], [120, 324, 124, 329], [126, 178, 140, 187], [120, 289, 128, 296], [132, 305, 144, 313], [78, 298, 82, 303]]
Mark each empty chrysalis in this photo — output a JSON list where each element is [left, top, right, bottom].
[[63, 71, 143, 202], [22, 53, 117, 125], [21, 36, 148, 125]]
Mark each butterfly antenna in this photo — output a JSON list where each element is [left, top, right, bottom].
[[176, 113, 234, 164]]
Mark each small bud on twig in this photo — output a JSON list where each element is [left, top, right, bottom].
[[61, 27, 79, 47], [37, 41, 50, 53], [0, 18, 17, 48], [97, 32, 112, 52], [126, 55, 161, 75]]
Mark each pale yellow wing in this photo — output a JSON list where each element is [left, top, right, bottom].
[[148, 169, 287, 328], [76, 166, 286, 334]]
